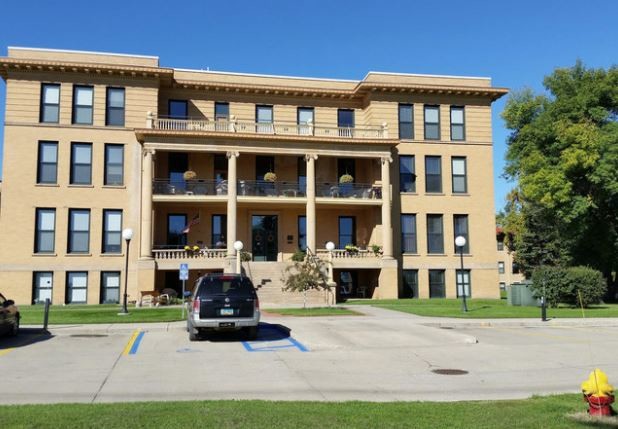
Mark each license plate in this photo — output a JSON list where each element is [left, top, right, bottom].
[[219, 322, 235, 328], [220, 308, 234, 316]]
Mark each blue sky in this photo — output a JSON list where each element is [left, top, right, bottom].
[[0, 0, 616, 211]]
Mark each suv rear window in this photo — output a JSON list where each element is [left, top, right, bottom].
[[196, 276, 255, 297]]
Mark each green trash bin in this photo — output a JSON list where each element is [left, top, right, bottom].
[[508, 281, 539, 306]]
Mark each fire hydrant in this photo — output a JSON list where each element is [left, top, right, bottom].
[[581, 368, 615, 416]]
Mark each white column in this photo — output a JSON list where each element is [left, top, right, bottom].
[[305, 154, 317, 254], [226, 151, 239, 259], [140, 149, 155, 258], [381, 156, 394, 259]]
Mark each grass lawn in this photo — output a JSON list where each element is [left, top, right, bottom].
[[347, 298, 618, 319], [264, 307, 361, 317], [0, 395, 607, 428], [19, 304, 185, 325]]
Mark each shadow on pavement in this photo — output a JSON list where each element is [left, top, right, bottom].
[[204, 322, 291, 343], [0, 328, 54, 350]]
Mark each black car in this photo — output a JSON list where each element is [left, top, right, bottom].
[[0, 293, 19, 337], [187, 274, 260, 341]]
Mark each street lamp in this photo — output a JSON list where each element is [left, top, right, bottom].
[[119, 228, 133, 315], [233, 240, 244, 274], [455, 235, 468, 312], [325, 241, 335, 283]]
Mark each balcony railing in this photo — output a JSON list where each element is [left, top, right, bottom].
[[150, 117, 389, 139], [315, 249, 381, 259], [153, 179, 383, 200], [316, 183, 381, 199], [152, 248, 227, 261], [237, 180, 305, 197], [153, 179, 227, 196]]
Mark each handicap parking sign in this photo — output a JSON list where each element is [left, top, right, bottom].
[[179, 263, 189, 280]]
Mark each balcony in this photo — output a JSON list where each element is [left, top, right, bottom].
[[152, 179, 382, 203], [149, 117, 389, 140], [315, 248, 383, 268], [152, 247, 226, 270]]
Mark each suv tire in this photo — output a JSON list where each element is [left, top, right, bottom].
[[10, 314, 19, 337], [245, 326, 258, 340]]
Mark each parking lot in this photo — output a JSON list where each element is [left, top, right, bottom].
[[2, 306, 617, 404]]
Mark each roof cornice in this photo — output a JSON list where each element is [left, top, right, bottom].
[[0, 57, 173, 80]]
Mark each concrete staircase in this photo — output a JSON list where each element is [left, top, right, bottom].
[[242, 261, 331, 307]]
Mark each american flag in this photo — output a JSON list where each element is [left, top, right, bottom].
[[182, 213, 200, 234]]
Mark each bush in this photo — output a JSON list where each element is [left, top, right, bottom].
[[291, 249, 306, 262], [531, 266, 606, 307]]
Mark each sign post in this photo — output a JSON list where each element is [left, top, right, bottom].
[[179, 263, 189, 318]]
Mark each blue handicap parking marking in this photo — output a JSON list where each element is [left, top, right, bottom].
[[242, 324, 309, 353]]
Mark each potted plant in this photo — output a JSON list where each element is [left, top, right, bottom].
[[264, 172, 277, 182], [183, 170, 197, 181], [344, 244, 359, 255], [370, 244, 383, 256], [339, 173, 354, 184]]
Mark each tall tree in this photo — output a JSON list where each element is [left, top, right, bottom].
[[502, 62, 618, 295]]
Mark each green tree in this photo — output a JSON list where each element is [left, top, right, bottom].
[[282, 255, 332, 307], [502, 61, 618, 296]]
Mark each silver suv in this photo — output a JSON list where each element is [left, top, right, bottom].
[[187, 273, 260, 341]]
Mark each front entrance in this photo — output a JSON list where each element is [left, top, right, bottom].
[[252, 215, 278, 261]]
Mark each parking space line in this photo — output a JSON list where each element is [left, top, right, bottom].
[[0, 334, 47, 357], [122, 330, 145, 355], [242, 336, 309, 353]]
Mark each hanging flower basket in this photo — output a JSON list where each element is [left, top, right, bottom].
[[264, 172, 277, 182], [339, 174, 354, 184], [183, 170, 197, 181]]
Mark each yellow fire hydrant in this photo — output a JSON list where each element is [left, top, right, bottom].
[[581, 369, 615, 416]]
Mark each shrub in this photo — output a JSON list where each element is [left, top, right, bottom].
[[291, 249, 306, 262], [240, 251, 252, 262], [531, 265, 606, 307]]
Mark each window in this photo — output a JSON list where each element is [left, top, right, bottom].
[[338, 216, 356, 249], [37, 141, 58, 184], [169, 152, 188, 190], [403, 270, 419, 298], [214, 154, 227, 183], [499, 282, 506, 290], [168, 214, 187, 246], [401, 214, 417, 253], [424, 105, 440, 140], [450, 106, 465, 141], [104, 144, 124, 186], [256, 105, 273, 133], [429, 270, 446, 298], [33, 272, 53, 304], [298, 216, 307, 251], [72, 85, 94, 125], [35, 208, 55, 253], [512, 263, 520, 274], [337, 158, 355, 180], [40, 83, 60, 123], [298, 107, 314, 135], [212, 215, 227, 248], [256, 156, 275, 181], [425, 156, 442, 193], [66, 272, 87, 304], [456, 269, 471, 298], [215, 102, 229, 120], [399, 155, 416, 192], [337, 109, 355, 137], [103, 210, 122, 253], [452, 157, 467, 193], [106, 87, 125, 126], [427, 214, 444, 254], [297, 157, 307, 195], [68, 209, 90, 253], [399, 104, 414, 139], [101, 272, 120, 304], [498, 261, 505, 274], [497, 239, 504, 251], [169, 100, 188, 119], [453, 215, 470, 254], [70, 143, 92, 185]]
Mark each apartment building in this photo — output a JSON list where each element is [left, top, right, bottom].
[[496, 228, 525, 289], [0, 47, 507, 306]]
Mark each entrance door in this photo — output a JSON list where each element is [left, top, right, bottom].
[[252, 215, 278, 261]]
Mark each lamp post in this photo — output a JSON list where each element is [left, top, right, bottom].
[[455, 235, 468, 312], [233, 240, 244, 274], [119, 228, 133, 315], [325, 241, 335, 283]]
